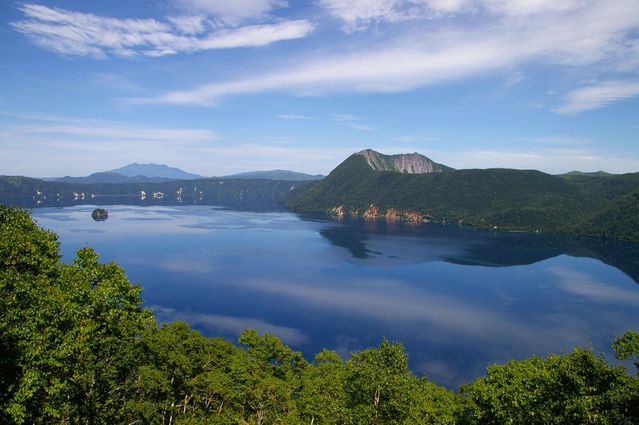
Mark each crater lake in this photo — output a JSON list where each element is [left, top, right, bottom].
[[32, 205, 639, 388]]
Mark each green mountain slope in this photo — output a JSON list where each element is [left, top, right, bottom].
[[577, 189, 639, 242], [222, 169, 324, 181], [286, 150, 639, 240], [56, 172, 173, 184]]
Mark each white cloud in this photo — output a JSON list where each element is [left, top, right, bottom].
[[425, 0, 472, 13], [333, 114, 361, 121], [0, 112, 219, 176], [319, 0, 411, 32], [4, 114, 217, 142], [317, 0, 585, 31], [195, 20, 314, 50], [394, 135, 418, 142], [140, 0, 639, 105], [92, 73, 145, 93], [433, 147, 639, 174], [12, 3, 314, 58], [167, 15, 207, 34], [505, 70, 524, 86], [317, 0, 475, 32], [174, 0, 288, 24], [529, 135, 594, 146], [483, 0, 583, 17], [277, 114, 314, 119], [554, 80, 639, 114], [346, 122, 375, 131], [0, 111, 356, 177], [333, 114, 375, 131]]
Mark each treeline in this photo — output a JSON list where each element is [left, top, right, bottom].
[[0, 175, 309, 211], [286, 154, 639, 242], [1, 206, 638, 424]]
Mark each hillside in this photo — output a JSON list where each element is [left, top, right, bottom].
[[286, 150, 639, 241], [577, 189, 639, 242], [222, 170, 324, 181], [56, 172, 173, 184]]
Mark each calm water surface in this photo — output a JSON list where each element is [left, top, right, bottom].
[[32, 205, 639, 388]]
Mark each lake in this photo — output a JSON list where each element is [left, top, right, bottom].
[[32, 205, 639, 388]]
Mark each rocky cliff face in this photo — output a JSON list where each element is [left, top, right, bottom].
[[357, 149, 451, 173], [329, 204, 432, 224]]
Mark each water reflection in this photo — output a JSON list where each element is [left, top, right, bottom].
[[315, 217, 639, 284], [152, 306, 308, 345], [32, 206, 639, 389]]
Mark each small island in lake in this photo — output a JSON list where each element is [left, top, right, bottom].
[[91, 208, 108, 221]]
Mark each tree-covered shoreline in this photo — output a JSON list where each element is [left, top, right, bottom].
[[285, 154, 639, 243], [1, 206, 638, 424]]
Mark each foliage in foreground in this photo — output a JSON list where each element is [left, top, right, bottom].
[[1, 206, 638, 424]]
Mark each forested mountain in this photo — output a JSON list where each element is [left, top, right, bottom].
[[52, 163, 205, 184], [1, 206, 637, 424], [53, 166, 324, 184], [286, 149, 639, 242], [222, 169, 324, 181], [56, 172, 173, 184]]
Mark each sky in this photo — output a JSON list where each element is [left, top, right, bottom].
[[1, 0, 638, 177]]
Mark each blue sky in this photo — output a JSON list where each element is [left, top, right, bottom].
[[1, 0, 638, 177]]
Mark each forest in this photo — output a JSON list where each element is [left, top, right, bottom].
[[1, 206, 638, 424], [286, 154, 639, 243], [0, 175, 307, 211]]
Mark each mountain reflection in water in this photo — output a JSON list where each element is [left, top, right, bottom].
[[316, 217, 639, 284]]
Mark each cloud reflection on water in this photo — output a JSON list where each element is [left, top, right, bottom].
[[236, 276, 578, 352], [152, 305, 308, 346], [549, 266, 639, 304]]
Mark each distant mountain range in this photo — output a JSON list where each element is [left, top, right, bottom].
[[50, 163, 323, 184], [52, 163, 203, 184], [222, 170, 324, 181], [559, 170, 612, 177]]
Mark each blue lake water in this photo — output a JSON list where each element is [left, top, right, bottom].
[[32, 205, 639, 388]]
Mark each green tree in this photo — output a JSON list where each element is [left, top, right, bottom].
[[0, 207, 153, 423], [461, 347, 638, 424], [237, 329, 308, 424], [297, 349, 348, 424], [345, 339, 424, 424], [125, 321, 231, 423], [613, 329, 639, 371]]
